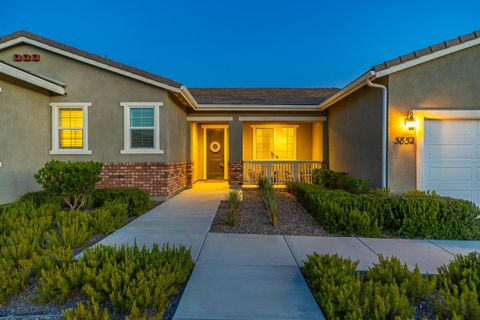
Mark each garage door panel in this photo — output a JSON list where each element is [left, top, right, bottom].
[[423, 119, 480, 205], [426, 143, 473, 160], [426, 167, 472, 181], [426, 120, 475, 138]]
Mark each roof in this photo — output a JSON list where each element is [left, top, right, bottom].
[[320, 29, 480, 110], [0, 60, 66, 95], [190, 88, 340, 105], [373, 30, 480, 72], [0, 30, 183, 89]]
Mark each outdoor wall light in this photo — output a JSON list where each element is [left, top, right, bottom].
[[404, 110, 417, 130]]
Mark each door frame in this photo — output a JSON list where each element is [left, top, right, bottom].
[[414, 109, 480, 190], [201, 124, 229, 180]]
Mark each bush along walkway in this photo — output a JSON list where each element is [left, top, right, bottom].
[[175, 233, 480, 320]]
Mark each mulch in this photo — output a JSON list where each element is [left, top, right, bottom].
[[210, 190, 326, 236]]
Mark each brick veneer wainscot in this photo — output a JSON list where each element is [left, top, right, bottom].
[[228, 160, 243, 186], [99, 162, 192, 197]]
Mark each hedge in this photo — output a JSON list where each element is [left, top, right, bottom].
[[303, 252, 480, 320], [93, 188, 152, 217], [288, 183, 480, 239]]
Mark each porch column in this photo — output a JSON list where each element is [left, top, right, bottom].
[[228, 117, 243, 186]]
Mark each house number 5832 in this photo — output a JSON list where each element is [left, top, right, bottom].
[[394, 137, 415, 145]]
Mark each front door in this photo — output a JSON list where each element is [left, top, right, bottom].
[[206, 129, 224, 179]]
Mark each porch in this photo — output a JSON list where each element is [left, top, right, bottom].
[[187, 115, 327, 187]]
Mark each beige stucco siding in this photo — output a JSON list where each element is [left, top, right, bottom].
[[328, 82, 384, 187], [388, 44, 480, 192], [0, 79, 51, 203], [0, 44, 187, 204]]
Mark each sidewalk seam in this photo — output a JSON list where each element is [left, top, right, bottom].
[[282, 236, 302, 267], [427, 240, 456, 256], [356, 237, 380, 257]]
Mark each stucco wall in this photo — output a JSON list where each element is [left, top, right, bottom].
[[328, 82, 384, 187], [0, 79, 51, 203], [0, 44, 187, 204], [388, 44, 480, 192]]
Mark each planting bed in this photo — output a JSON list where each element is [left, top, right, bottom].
[[210, 190, 326, 236]]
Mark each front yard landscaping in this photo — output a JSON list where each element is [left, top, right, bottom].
[[210, 189, 326, 236], [0, 160, 194, 319], [289, 168, 480, 240], [303, 252, 480, 320]]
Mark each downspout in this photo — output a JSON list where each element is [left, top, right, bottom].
[[365, 79, 388, 189]]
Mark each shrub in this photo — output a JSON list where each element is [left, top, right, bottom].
[[34, 160, 103, 210], [37, 243, 194, 317], [224, 190, 241, 226], [90, 200, 129, 234], [19, 191, 63, 207], [63, 298, 111, 320], [435, 252, 480, 319], [258, 179, 278, 226], [288, 183, 480, 239], [303, 253, 433, 319], [93, 188, 151, 217], [312, 168, 369, 194]]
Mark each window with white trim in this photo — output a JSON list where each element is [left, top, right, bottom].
[[50, 103, 91, 155], [120, 103, 163, 154], [252, 125, 297, 160]]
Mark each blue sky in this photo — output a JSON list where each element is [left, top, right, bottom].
[[1, 0, 480, 88]]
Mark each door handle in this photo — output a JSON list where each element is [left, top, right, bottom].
[[219, 162, 224, 169]]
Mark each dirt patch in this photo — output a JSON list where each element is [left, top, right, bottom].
[[210, 190, 326, 236]]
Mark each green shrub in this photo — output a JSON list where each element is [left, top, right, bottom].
[[303, 253, 432, 319], [91, 200, 129, 234], [55, 210, 92, 248], [63, 298, 111, 320], [93, 188, 151, 217], [37, 243, 194, 317], [224, 190, 241, 226], [312, 168, 369, 194], [257, 176, 269, 192], [435, 252, 480, 319], [288, 183, 480, 239], [19, 191, 63, 207], [35, 160, 103, 211]]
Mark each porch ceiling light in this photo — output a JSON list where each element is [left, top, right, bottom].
[[404, 110, 417, 130]]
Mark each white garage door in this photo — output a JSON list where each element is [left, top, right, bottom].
[[423, 119, 480, 205]]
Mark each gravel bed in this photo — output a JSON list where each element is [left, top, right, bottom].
[[210, 190, 326, 236]]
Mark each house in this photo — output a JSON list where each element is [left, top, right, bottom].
[[1, 29, 480, 205]]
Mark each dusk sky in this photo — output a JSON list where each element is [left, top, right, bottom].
[[1, 0, 480, 88]]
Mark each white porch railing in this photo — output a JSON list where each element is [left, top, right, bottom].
[[243, 160, 324, 185]]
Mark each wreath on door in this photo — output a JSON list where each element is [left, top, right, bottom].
[[210, 141, 221, 153]]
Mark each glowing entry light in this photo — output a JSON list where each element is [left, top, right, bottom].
[[404, 110, 417, 130]]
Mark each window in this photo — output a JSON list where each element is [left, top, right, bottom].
[[253, 125, 297, 160], [50, 103, 91, 155], [121, 102, 163, 154]]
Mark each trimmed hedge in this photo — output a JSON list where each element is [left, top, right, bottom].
[[93, 188, 151, 217], [304, 252, 480, 320], [289, 183, 480, 239]]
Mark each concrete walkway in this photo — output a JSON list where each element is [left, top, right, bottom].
[[96, 182, 228, 260]]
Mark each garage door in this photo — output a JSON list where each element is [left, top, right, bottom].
[[423, 119, 480, 205]]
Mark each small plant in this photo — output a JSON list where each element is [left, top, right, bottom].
[[93, 188, 151, 217], [63, 298, 111, 320], [224, 190, 241, 226], [258, 179, 279, 226], [34, 160, 103, 211]]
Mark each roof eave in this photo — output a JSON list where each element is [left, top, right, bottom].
[[319, 71, 375, 111], [0, 61, 66, 95], [196, 103, 322, 112]]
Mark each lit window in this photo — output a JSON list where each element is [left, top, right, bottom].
[[121, 103, 164, 154], [59, 109, 83, 148], [253, 126, 297, 160], [50, 103, 91, 155]]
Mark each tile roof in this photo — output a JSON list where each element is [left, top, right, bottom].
[[0, 30, 183, 89], [373, 30, 480, 72], [189, 88, 340, 105]]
